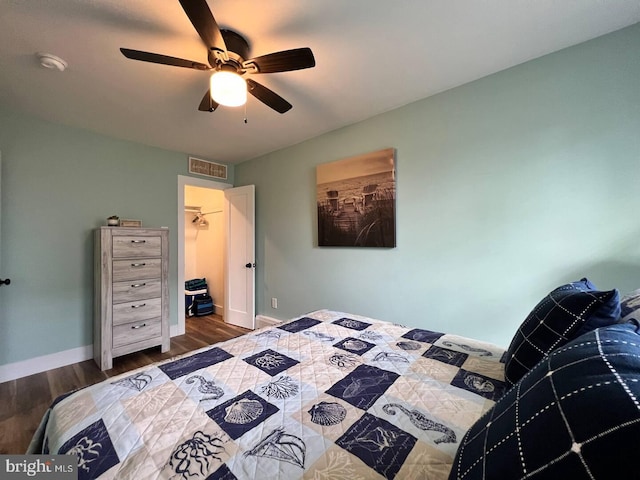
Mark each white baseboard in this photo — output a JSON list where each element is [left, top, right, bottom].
[[256, 314, 283, 329], [0, 323, 184, 383], [0, 345, 93, 383]]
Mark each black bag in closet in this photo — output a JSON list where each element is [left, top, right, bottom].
[[192, 295, 214, 316]]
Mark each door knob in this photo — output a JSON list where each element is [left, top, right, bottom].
[[0, 278, 10, 286]]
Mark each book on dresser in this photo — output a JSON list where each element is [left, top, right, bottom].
[[94, 227, 169, 370]]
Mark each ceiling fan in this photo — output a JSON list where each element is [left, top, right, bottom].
[[120, 0, 315, 114]]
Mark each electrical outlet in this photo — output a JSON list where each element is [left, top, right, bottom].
[[271, 297, 278, 309]]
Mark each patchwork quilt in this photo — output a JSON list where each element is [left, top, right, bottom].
[[29, 310, 507, 479]]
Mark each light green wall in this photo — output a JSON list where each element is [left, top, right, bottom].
[[0, 109, 233, 365], [236, 24, 640, 347]]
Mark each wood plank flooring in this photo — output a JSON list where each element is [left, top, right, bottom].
[[0, 314, 249, 454]]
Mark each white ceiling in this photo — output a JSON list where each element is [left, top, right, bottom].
[[1, 1, 638, 164]]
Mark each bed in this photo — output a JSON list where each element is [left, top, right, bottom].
[[28, 309, 507, 479], [29, 279, 640, 479]]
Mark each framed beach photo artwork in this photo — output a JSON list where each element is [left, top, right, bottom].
[[316, 148, 396, 247]]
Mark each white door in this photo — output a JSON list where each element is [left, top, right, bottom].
[[224, 185, 255, 329]]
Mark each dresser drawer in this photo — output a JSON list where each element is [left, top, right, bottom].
[[112, 235, 161, 258], [112, 258, 162, 282], [112, 317, 162, 348], [113, 297, 162, 326], [113, 279, 162, 304]]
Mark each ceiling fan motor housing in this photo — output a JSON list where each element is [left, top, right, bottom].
[[209, 29, 250, 68]]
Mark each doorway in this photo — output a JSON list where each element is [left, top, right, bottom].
[[177, 175, 256, 335], [184, 186, 225, 319], [177, 175, 231, 335]]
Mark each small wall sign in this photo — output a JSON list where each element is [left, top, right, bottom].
[[189, 156, 228, 180]]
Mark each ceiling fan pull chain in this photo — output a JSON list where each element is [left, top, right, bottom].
[[244, 101, 248, 124]]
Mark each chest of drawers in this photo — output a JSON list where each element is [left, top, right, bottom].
[[94, 227, 169, 370]]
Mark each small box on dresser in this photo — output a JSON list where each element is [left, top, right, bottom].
[[94, 227, 169, 370]]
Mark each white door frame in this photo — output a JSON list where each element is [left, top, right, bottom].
[[177, 175, 232, 335]]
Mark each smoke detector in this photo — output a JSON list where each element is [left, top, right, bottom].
[[36, 52, 68, 71]]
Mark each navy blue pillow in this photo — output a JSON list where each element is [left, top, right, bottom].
[[571, 279, 621, 336], [504, 278, 619, 385], [449, 322, 640, 480]]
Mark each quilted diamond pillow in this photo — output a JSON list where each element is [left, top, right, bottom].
[[504, 278, 619, 386], [449, 321, 640, 480]]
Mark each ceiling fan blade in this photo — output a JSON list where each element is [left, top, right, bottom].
[[244, 47, 315, 74], [198, 89, 219, 112], [246, 79, 292, 114], [178, 0, 227, 54], [120, 48, 210, 70]]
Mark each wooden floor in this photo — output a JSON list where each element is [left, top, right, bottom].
[[0, 314, 249, 454]]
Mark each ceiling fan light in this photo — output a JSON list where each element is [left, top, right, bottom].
[[210, 71, 247, 107]]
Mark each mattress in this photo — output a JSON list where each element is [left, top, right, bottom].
[[29, 309, 507, 479]]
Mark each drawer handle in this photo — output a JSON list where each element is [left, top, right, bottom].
[[131, 263, 146, 267], [131, 283, 146, 288], [131, 240, 147, 244], [131, 303, 147, 309], [131, 323, 147, 329]]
